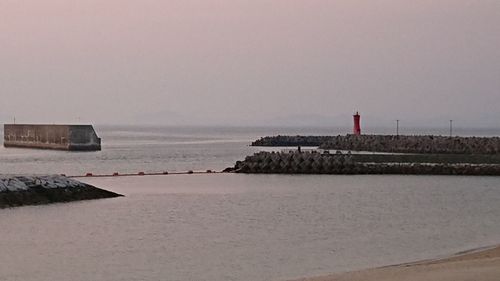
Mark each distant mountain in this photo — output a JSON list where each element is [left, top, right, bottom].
[[128, 110, 190, 126], [124, 111, 350, 127], [93, 109, 500, 129], [258, 113, 352, 127], [0, 114, 14, 124]]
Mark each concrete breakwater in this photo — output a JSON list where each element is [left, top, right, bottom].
[[253, 135, 500, 155], [230, 151, 500, 175], [0, 175, 122, 208], [4, 124, 101, 151]]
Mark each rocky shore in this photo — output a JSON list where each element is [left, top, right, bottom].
[[0, 175, 122, 208], [228, 151, 500, 175], [252, 135, 500, 154]]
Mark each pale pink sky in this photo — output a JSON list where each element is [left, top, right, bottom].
[[1, 0, 499, 126]]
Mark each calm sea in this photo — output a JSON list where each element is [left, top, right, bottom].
[[1, 126, 500, 281], [1, 125, 499, 175], [0, 125, 345, 175]]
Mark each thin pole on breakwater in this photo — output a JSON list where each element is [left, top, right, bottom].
[[449, 120, 453, 137], [396, 119, 400, 136]]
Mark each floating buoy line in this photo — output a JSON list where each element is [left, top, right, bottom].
[[67, 169, 219, 178]]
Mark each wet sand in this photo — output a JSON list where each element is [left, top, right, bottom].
[[292, 245, 500, 281]]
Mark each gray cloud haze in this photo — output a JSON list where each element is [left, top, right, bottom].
[[1, 0, 499, 127]]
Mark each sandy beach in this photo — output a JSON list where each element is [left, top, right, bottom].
[[292, 245, 500, 281]]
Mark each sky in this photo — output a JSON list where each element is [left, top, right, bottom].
[[1, 0, 499, 127]]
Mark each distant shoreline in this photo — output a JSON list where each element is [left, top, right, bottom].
[[290, 244, 500, 281]]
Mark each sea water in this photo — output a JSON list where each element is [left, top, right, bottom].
[[1, 125, 499, 175], [1, 126, 500, 281]]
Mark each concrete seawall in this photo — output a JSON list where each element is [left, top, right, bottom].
[[252, 135, 500, 155], [230, 151, 500, 175], [4, 124, 101, 151]]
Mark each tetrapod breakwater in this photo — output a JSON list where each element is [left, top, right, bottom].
[[228, 151, 500, 176]]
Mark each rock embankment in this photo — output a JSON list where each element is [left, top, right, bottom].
[[320, 135, 500, 154], [229, 151, 500, 175], [252, 136, 331, 147], [252, 135, 500, 154], [0, 175, 122, 208]]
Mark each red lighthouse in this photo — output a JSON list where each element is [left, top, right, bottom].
[[353, 111, 361, 135]]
